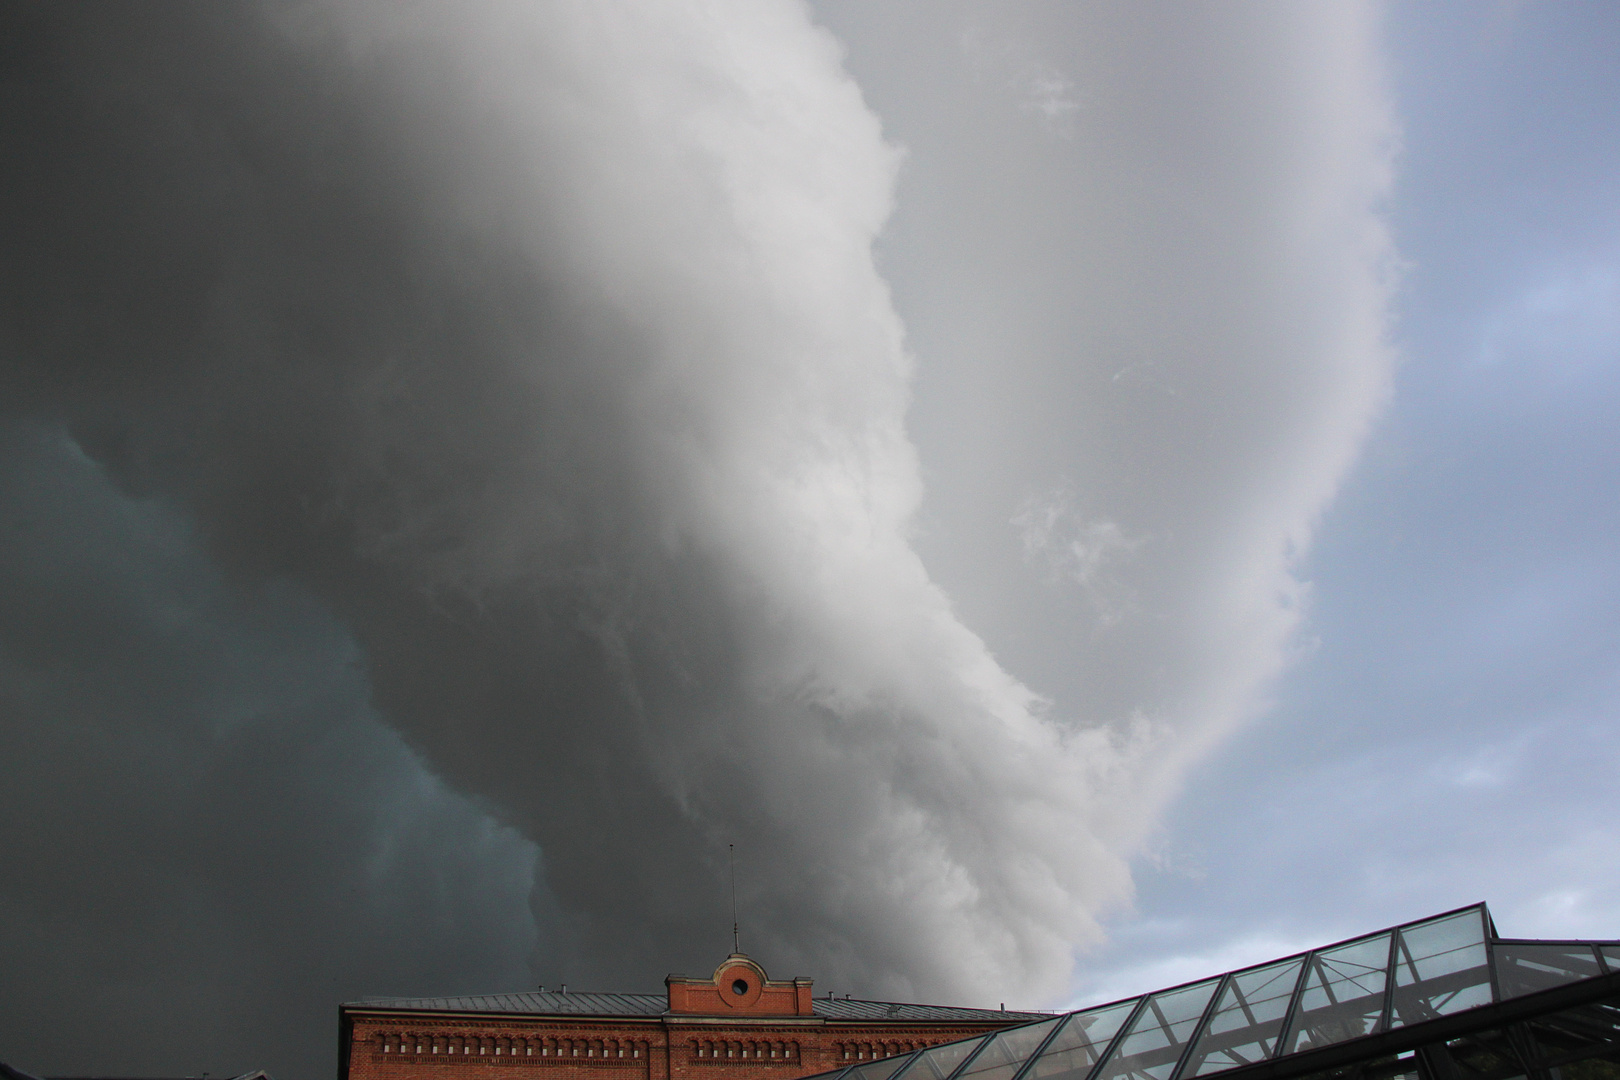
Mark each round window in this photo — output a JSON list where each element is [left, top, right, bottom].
[[732, 979, 749, 996]]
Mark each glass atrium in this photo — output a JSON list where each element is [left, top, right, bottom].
[[803, 905, 1620, 1080]]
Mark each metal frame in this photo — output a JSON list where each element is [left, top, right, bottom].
[[1004, 1011, 1082, 1080], [795, 907, 1620, 1080], [1083, 994, 1154, 1080], [1169, 973, 1234, 1080]]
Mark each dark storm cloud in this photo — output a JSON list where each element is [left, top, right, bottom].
[[1, 0, 1132, 1012], [1, 1, 1398, 1074], [0, 423, 536, 1080]]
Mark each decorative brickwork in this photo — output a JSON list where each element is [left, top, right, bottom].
[[341, 956, 1042, 1080], [667, 956, 813, 1017]]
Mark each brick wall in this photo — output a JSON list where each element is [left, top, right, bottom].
[[345, 1015, 1022, 1080]]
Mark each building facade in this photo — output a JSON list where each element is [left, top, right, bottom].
[[341, 955, 1044, 1080]]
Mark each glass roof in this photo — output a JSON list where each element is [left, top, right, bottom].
[[799, 904, 1620, 1080]]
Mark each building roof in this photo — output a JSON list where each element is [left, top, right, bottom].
[[813, 1000, 1044, 1023], [0, 1069, 270, 1080], [798, 903, 1620, 1080], [348, 991, 668, 1018], [45, 1075, 269, 1080], [344, 989, 1044, 1023]]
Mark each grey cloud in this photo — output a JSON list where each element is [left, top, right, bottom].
[[1, 0, 1129, 1010], [1, 1, 1397, 1074], [0, 423, 536, 1080]]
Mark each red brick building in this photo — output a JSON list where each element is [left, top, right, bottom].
[[340, 954, 1044, 1080]]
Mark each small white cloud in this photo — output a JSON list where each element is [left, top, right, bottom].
[[1013, 488, 1141, 621], [1473, 262, 1620, 379], [957, 22, 1081, 134], [1435, 728, 1538, 789], [1016, 63, 1082, 128]]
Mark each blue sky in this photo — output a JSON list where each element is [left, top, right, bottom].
[[1065, 0, 1620, 1003]]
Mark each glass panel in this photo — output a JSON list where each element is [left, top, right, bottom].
[[1437, 1030, 1530, 1080], [1601, 947, 1620, 975], [1525, 996, 1620, 1066], [1092, 979, 1221, 1080], [1498, 945, 1605, 999], [1025, 1001, 1140, 1080], [957, 1018, 1063, 1080], [1284, 933, 1393, 1053], [853, 1056, 918, 1080], [1552, 1062, 1620, 1080], [1182, 958, 1307, 1077], [1390, 911, 1492, 1026], [904, 1037, 988, 1080], [1286, 1052, 1421, 1080]]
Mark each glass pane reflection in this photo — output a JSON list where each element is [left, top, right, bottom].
[[1025, 1001, 1139, 1080], [904, 1037, 987, 1080], [1498, 945, 1605, 1000], [1092, 980, 1220, 1080], [1438, 1029, 1529, 1080], [1287, 1051, 1422, 1080], [1390, 911, 1492, 1027], [957, 1018, 1061, 1080], [1525, 997, 1620, 1064], [1183, 958, 1306, 1077], [853, 1055, 918, 1080], [1285, 934, 1393, 1053]]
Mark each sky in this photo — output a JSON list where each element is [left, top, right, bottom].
[[1, 3, 1617, 1080]]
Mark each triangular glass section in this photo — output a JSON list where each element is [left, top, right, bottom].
[[1389, 909, 1492, 1027], [798, 1067, 851, 1080], [956, 1017, 1063, 1080], [1180, 957, 1306, 1077], [1497, 944, 1605, 1000], [1282, 932, 1392, 1053], [1092, 979, 1221, 1080], [1023, 1000, 1139, 1080], [901, 1036, 988, 1080], [851, 1055, 918, 1080]]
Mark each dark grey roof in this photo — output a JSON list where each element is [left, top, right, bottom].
[[42, 1074, 269, 1080], [348, 991, 666, 1017], [813, 1000, 1046, 1023], [345, 990, 1043, 1023]]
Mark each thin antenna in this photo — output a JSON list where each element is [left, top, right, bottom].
[[730, 843, 739, 954]]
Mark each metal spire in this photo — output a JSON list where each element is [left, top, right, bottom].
[[730, 843, 739, 954]]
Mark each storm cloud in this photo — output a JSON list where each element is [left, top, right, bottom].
[[0, 3, 1395, 1077]]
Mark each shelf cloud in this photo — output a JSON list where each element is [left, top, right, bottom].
[[0, 2, 1396, 1073]]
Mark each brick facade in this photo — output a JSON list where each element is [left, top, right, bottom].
[[341, 956, 1042, 1080]]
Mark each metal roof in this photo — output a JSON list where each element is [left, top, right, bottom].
[[347, 991, 667, 1017], [34, 1074, 269, 1080], [797, 903, 1620, 1080], [345, 990, 1044, 1023], [814, 1000, 1046, 1023]]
